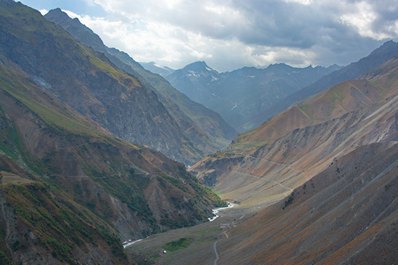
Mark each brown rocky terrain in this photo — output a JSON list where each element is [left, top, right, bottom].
[[218, 141, 398, 264]]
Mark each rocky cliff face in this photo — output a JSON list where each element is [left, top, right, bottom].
[[44, 8, 236, 163]]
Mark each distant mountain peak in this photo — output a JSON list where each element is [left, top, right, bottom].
[[266, 63, 295, 72], [184, 61, 216, 73]]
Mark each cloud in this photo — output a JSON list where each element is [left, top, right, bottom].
[[65, 0, 398, 71]]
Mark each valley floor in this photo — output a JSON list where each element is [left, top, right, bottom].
[[125, 201, 262, 265]]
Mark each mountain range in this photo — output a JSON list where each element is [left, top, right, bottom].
[[43, 8, 236, 165], [167, 41, 398, 133], [166, 61, 340, 131], [253, 40, 398, 128]]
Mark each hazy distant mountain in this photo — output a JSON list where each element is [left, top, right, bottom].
[[140, 61, 174, 76], [43, 9, 236, 164], [167, 61, 339, 131]]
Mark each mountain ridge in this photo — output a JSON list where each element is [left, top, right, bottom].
[[253, 40, 398, 127], [45, 8, 236, 164], [167, 60, 339, 131]]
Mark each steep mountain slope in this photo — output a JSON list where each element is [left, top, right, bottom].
[[192, 56, 398, 208], [0, 54, 223, 263], [167, 61, 338, 131], [44, 8, 236, 162], [254, 40, 398, 126], [219, 142, 398, 264], [0, 161, 127, 265]]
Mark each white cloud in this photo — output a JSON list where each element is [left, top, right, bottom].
[[64, 0, 398, 71], [284, 0, 313, 5], [340, 1, 391, 40]]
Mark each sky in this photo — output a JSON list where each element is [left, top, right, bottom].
[[21, 0, 398, 71]]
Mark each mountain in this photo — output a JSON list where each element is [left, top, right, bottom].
[[167, 61, 339, 131], [192, 53, 398, 207], [44, 8, 236, 164], [254, 40, 398, 127], [140, 61, 174, 77], [0, 1, 224, 263], [166, 61, 221, 106], [189, 49, 398, 264]]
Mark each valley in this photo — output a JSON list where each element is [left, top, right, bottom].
[[1, 0, 398, 264], [125, 201, 255, 265], [125, 48, 398, 265]]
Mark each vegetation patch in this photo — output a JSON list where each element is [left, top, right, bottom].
[[163, 237, 194, 252]]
